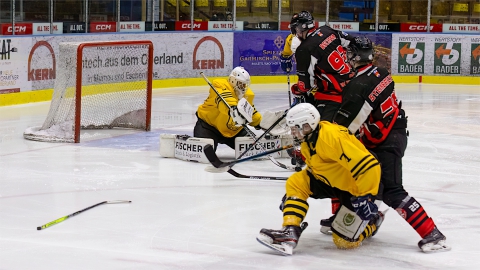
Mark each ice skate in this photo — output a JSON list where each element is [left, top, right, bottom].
[[256, 223, 308, 256], [320, 214, 335, 235], [418, 227, 451, 253], [369, 209, 387, 237]]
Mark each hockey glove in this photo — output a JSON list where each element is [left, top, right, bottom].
[[230, 106, 247, 127], [291, 84, 308, 107], [351, 194, 378, 221], [280, 54, 293, 73]]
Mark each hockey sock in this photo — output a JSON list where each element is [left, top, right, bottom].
[[396, 196, 436, 238], [282, 197, 309, 226], [331, 198, 340, 214]]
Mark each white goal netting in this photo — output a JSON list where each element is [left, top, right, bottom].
[[24, 40, 153, 143]]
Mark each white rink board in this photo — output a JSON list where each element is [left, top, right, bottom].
[[2, 32, 233, 93]]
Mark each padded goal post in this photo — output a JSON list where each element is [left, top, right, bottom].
[[24, 40, 153, 143]]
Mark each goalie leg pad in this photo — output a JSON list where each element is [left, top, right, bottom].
[[159, 134, 214, 164]]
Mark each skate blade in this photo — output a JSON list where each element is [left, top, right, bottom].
[[420, 241, 452, 253], [256, 234, 293, 256], [320, 226, 332, 235]]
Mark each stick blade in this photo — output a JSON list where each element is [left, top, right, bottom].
[[204, 144, 225, 168]]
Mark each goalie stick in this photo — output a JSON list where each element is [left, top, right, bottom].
[[204, 143, 294, 169], [200, 72, 296, 171], [37, 200, 131, 230]]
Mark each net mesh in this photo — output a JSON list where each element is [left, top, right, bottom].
[[24, 41, 152, 143]]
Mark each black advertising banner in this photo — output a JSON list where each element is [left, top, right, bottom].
[[360, 23, 400, 32], [63, 22, 86, 33], [144, 21, 175, 31], [244, 22, 279, 31]]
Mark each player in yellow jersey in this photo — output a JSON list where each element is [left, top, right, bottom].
[[194, 67, 263, 151], [256, 103, 385, 255], [279, 33, 301, 73]]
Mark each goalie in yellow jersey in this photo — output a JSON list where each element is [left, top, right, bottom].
[[256, 103, 386, 255], [194, 67, 263, 151]]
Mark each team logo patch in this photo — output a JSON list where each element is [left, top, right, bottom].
[[343, 212, 356, 226], [396, 208, 407, 219]]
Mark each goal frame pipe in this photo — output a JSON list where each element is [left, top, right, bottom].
[[74, 40, 154, 143]]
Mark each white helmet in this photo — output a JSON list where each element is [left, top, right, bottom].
[[286, 103, 320, 141], [229, 66, 250, 98]]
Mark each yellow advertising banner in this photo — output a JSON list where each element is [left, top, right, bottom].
[[213, 0, 227, 7], [196, 0, 209, 7], [253, 0, 268, 8], [453, 3, 469, 12]]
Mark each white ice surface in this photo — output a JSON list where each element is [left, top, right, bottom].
[[1, 83, 479, 269]]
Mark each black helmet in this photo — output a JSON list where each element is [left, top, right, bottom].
[[289, 11, 315, 36], [348, 36, 374, 63]]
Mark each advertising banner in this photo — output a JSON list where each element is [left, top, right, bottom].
[[0, 37, 32, 93], [32, 23, 63, 35], [0, 23, 33, 35], [319, 22, 360, 32], [360, 23, 400, 32], [244, 22, 279, 31], [144, 21, 175, 31], [175, 21, 208, 31], [443, 24, 480, 34], [400, 23, 442, 33], [470, 37, 480, 75], [392, 34, 480, 76], [0, 32, 234, 93], [119, 22, 145, 32], [90, 22, 117, 33], [233, 31, 289, 75], [63, 22, 86, 33], [208, 21, 244, 31]]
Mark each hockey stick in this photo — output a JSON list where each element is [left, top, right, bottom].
[[227, 168, 288, 181], [37, 200, 131, 230], [236, 109, 288, 161], [287, 70, 292, 106], [204, 143, 294, 168], [199, 72, 296, 171]]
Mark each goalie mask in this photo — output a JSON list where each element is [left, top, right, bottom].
[[286, 103, 320, 142], [289, 11, 315, 40], [348, 36, 374, 66], [229, 66, 251, 99]]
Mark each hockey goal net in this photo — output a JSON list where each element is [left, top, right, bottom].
[[24, 40, 153, 143]]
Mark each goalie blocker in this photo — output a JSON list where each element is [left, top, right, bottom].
[[160, 134, 293, 163]]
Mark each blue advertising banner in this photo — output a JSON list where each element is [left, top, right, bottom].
[[234, 31, 392, 76], [233, 31, 291, 75]]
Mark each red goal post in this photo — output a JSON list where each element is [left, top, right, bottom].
[[24, 40, 154, 143]]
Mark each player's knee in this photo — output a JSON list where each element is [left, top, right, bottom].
[[332, 232, 362, 249]]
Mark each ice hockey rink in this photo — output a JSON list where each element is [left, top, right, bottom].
[[1, 82, 479, 269]]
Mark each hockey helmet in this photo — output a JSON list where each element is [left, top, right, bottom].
[[229, 66, 251, 98], [348, 36, 374, 64], [289, 11, 315, 38], [286, 103, 320, 142]]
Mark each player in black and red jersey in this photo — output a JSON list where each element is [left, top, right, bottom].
[[333, 36, 451, 253], [289, 11, 355, 121]]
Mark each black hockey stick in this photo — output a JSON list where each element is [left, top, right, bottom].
[[200, 72, 296, 171], [236, 109, 288, 161], [37, 200, 131, 230], [227, 168, 288, 181], [287, 70, 292, 107], [204, 143, 294, 168]]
